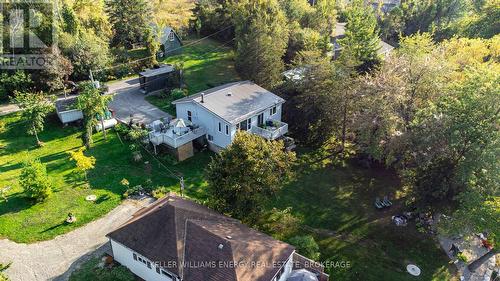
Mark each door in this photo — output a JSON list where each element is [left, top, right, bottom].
[[257, 113, 264, 126]]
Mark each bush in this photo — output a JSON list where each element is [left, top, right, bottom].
[[288, 235, 320, 260], [257, 207, 301, 240], [151, 186, 170, 199], [19, 159, 52, 202]]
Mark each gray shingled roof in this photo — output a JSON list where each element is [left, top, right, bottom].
[[107, 194, 295, 281], [173, 81, 285, 124]]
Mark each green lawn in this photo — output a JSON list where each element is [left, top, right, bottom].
[[146, 37, 240, 115], [68, 257, 135, 281], [274, 150, 457, 281], [0, 113, 211, 243]]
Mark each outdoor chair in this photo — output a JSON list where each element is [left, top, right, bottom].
[[375, 197, 385, 209]]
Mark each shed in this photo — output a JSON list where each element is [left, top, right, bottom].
[[55, 96, 84, 124], [159, 27, 183, 57], [138, 65, 176, 94]]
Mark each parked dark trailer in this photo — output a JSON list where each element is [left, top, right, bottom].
[[139, 65, 176, 94]]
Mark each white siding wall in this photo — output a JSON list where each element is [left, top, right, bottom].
[[176, 103, 233, 149], [110, 239, 175, 281], [273, 253, 294, 281], [58, 109, 83, 124], [175, 102, 284, 150]]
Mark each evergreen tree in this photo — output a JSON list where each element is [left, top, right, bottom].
[[339, 0, 381, 71], [19, 159, 52, 202], [232, 0, 289, 88], [106, 0, 152, 48]]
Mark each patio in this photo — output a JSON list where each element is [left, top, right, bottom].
[[251, 119, 289, 140], [148, 119, 206, 149]]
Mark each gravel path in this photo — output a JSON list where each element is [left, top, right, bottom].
[[0, 197, 154, 281]]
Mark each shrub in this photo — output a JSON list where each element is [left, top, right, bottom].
[[151, 186, 169, 199], [19, 159, 52, 202], [288, 235, 320, 260], [257, 207, 301, 240]]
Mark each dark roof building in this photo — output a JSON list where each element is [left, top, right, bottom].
[[107, 194, 328, 281]]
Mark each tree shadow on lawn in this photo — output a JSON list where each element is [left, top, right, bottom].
[[0, 192, 31, 216], [0, 114, 81, 156]]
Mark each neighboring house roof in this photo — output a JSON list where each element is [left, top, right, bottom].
[[378, 40, 395, 56], [172, 81, 286, 125], [334, 22, 346, 38], [139, 64, 175, 78], [55, 96, 78, 112], [107, 194, 295, 281]]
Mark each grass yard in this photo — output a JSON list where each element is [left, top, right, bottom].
[[275, 150, 457, 281], [68, 257, 135, 281], [0, 113, 211, 243], [146, 37, 240, 115]]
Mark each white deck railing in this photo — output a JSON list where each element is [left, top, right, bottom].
[[251, 121, 288, 140], [149, 127, 207, 148]]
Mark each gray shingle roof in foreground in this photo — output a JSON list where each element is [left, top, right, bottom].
[[172, 81, 285, 124], [107, 193, 295, 281]]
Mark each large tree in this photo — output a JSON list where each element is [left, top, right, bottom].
[[232, 0, 289, 88], [76, 82, 112, 149], [106, 0, 152, 48], [405, 65, 499, 205], [11, 92, 54, 145], [205, 131, 296, 223], [353, 33, 448, 164], [283, 52, 359, 149], [60, 30, 112, 80]]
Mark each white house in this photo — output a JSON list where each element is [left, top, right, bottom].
[[148, 81, 290, 159], [106, 193, 329, 281], [172, 81, 288, 152]]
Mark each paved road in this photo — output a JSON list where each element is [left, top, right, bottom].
[[0, 197, 154, 281], [107, 78, 171, 125]]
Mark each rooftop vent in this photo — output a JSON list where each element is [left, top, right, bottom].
[[200, 93, 205, 103], [218, 244, 224, 250], [226, 92, 232, 97], [226, 235, 232, 239]]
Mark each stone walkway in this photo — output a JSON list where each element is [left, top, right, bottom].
[[0, 197, 154, 281], [439, 235, 497, 281]]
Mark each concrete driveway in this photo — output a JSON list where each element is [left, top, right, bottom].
[[107, 78, 171, 124], [0, 197, 154, 281]]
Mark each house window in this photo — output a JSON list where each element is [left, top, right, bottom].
[[147, 261, 152, 269], [225, 125, 229, 135], [247, 118, 252, 130], [187, 110, 192, 122], [133, 253, 137, 261], [156, 267, 161, 274], [207, 134, 213, 141], [270, 106, 277, 115], [168, 31, 175, 41], [218, 122, 222, 132]]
